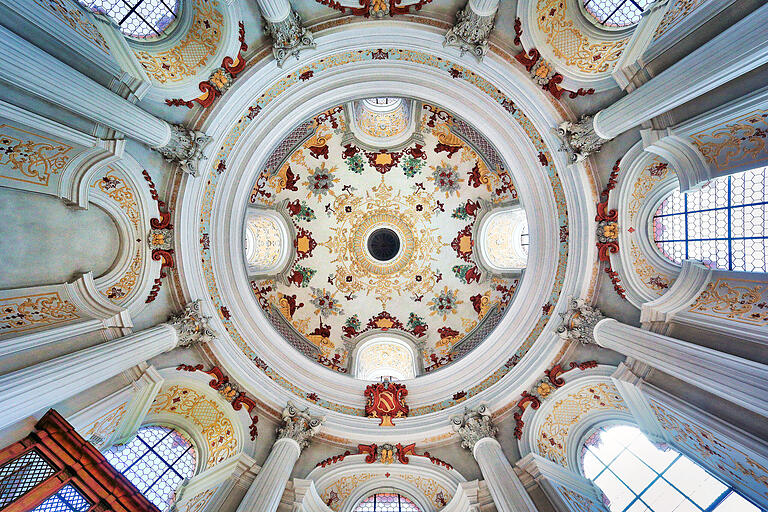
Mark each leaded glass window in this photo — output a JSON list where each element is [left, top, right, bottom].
[[354, 493, 422, 512], [103, 425, 196, 511], [582, 0, 654, 28], [0, 450, 56, 508], [32, 484, 91, 512], [652, 167, 768, 272], [582, 425, 759, 512], [78, 0, 181, 39]]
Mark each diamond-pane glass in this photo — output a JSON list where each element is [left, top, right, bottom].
[[354, 493, 423, 512], [583, 0, 654, 27], [652, 167, 768, 272], [581, 425, 760, 512], [0, 450, 56, 508], [77, 0, 180, 39], [103, 425, 196, 511], [32, 484, 91, 512]]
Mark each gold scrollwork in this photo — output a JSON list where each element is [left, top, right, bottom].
[[134, 0, 223, 83], [33, 0, 110, 53], [0, 126, 72, 186], [690, 110, 768, 172], [688, 278, 768, 326], [536, 0, 627, 74], [0, 292, 79, 335]]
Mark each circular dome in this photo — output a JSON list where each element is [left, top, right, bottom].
[[245, 101, 522, 377]]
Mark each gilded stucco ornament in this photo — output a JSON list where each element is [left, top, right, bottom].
[[264, 9, 316, 67], [555, 115, 609, 163], [153, 124, 213, 177], [277, 401, 324, 451], [443, 5, 497, 61], [451, 403, 497, 450], [556, 297, 603, 345], [168, 300, 217, 347]]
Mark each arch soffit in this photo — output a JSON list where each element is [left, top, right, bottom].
[[518, 365, 633, 471], [612, 142, 684, 308], [174, 26, 596, 436], [307, 454, 466, 512], [146, 369, 250, 471], [516, 0, 631, 92]]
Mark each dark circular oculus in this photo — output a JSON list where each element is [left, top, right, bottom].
[[367, 228, 400, 262]]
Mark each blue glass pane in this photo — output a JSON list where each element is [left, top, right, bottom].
[[32, 485, 90, 512], [653, 166, 768, 271]]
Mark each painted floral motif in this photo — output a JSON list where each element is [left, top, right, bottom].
[[310, 287, 344, 317], [452, 264, 482, 284], [429, 162, 463, 197], [286, 199, 316, 221], [345, 152, 364, 174], [402, 156, 425, 177], [428, 287, 463, 320], [303, 162, 338, 198], [287, 265, 316, 287], [406, 312, 428, 337]]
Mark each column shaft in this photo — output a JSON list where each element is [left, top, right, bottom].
[[473, 438, 537, 512], [235, 438, 300, 512], [0, 24, 171, 147], [0, 324, 177, 431], [593, 2, 768, 139], [255, 0, 291, 22], [594, 318, 768, 418]]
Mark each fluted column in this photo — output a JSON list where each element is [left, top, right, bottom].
[[0, 24, 211, 175], [451, 405, 536, 512], [593, 318, 768, 418], [557, 2, 768, 161], [0, 301, 215, 430], [443, 0, 499, 61], [236, 402, 323, 512], [256, 0, 315, 67]]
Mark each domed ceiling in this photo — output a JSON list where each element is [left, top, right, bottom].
[[246, 101, 524, 376]]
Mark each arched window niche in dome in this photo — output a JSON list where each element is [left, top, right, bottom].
[[243, 208, 292, 278], [352, 492, 424, 512], [579, 0, 654, 30], [579, 423, 760, 512], [351, 334, 421, 381], [651, 167, 768, 273], [77, 0, 183, 41], [102, 424, 197, 511], [345, 97, 419, 149], [476, 205, 529, 276]]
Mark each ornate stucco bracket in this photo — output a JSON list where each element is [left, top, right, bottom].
[[443, 0, 498, 61], [153, 124, 213, 177], [556, 297, 604, 345], [264, 9, 316, 67], [451, 403, 498, 450], [278, 401, 324, 452], [554, 115, 610, 163], [168, 300, 217, 347]]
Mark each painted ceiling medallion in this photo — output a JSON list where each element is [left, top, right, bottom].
[[324, 180, 442, 307], [248, 103, 520, 375]]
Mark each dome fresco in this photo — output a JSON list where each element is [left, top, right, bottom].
[[247, 102, 522, 376]]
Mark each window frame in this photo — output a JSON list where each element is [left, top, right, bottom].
[[78, 0, 183, 41], [579, 424, 759, 512], [579, 0, 652, 30]]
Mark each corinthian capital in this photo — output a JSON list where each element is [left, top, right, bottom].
[[153, 124, 213, 177], [264, 9, 316, 67], [443, 0, 498, 61], [554, 115, 610, 163], [277, 401, 324, 451], [451, 404, 497, 450], [556, 297, 603, 345], [168, 300, 216, 348]]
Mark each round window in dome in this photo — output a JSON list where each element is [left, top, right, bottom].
[[79, 0, 181, 40], [582, 0, 653, 29]]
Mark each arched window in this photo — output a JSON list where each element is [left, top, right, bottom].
[[355, 337, 417, 381], [582, 0, 654, 28], [354, 493, 422, 512], [652, 167, 768, 272], [478, 207, 528, 272], [581, 425, 759, 512], [103, 425, 196, 511], [78, 0, 181, 40], [243, 210, 290, 275]]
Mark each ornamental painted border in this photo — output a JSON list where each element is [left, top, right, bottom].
[[198, 48, 569, 417]]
